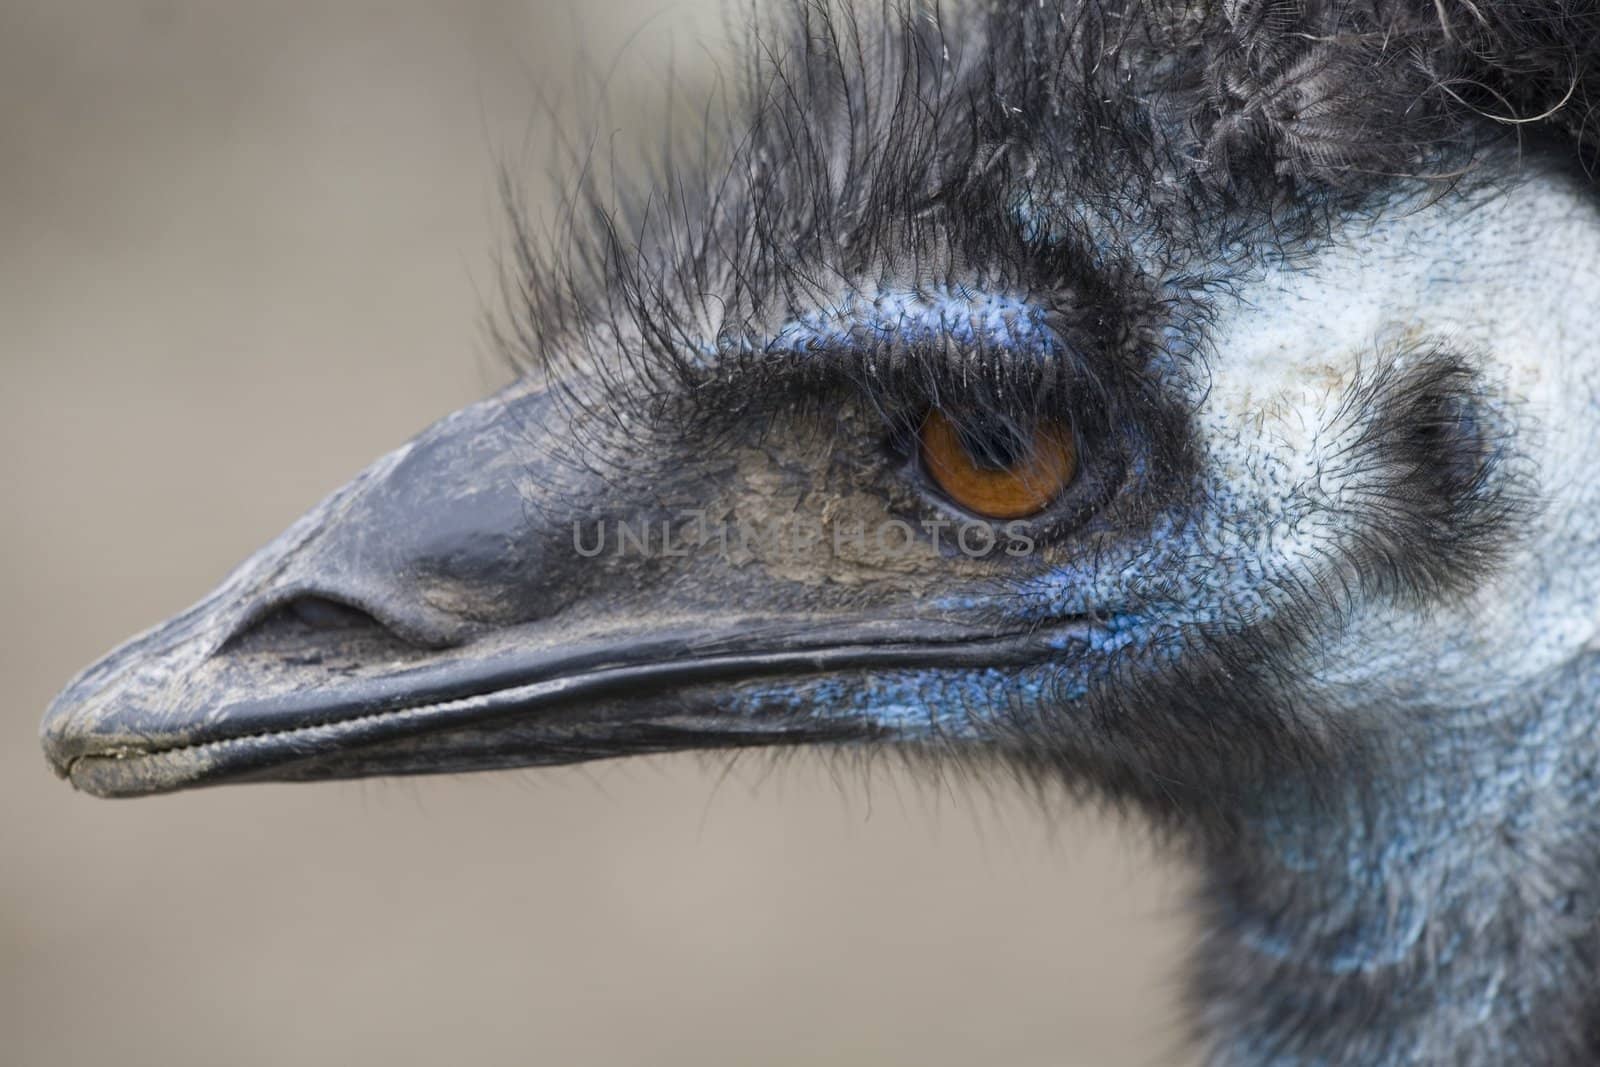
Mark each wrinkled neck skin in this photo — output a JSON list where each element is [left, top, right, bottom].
[[1198, 656, 1600, 1065], [1180, 162, 1600, 1064]]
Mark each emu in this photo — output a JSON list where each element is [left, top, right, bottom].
[[39, 0, 1600, 1062]]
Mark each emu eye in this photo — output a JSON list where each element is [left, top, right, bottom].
[[918, 409, 1077, 519]]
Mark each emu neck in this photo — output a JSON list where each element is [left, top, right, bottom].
[[1194, 654, 1600, 1065]]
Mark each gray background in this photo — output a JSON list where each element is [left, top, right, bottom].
[[1, 3, 1193, 1064]]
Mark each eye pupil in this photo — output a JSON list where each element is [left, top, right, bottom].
[[919, 409, 1077, 519]]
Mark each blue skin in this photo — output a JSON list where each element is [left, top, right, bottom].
[[710, 274, 1600, 1065], [729, 285, 1060, 358], [1211, 655, 1600, 1064], [716, 287, 1245, 756]]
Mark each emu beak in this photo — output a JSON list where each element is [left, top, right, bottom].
[[41, 383, 1051, 797]]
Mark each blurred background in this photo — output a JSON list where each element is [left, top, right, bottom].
[[1, 3, 1194, 1064]]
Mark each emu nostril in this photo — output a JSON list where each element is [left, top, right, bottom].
[[285, 596, 381, 632], [223, 594, 412, 655]]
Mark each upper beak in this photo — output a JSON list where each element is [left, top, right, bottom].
[[41, 383, 1062, 797]]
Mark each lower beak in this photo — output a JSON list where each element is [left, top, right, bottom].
[[45, 613, 1065, 797]]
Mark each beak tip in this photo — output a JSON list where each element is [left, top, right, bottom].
[[41, 679, 90, 780], [38, 648, 187, 797], [40, 696, 112, 795]]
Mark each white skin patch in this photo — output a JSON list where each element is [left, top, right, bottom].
[[1197, 165, 1600, 718]]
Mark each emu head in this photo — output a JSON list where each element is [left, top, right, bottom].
[[40, 0, 1600, 1060]]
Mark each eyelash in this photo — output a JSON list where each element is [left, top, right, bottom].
[[855, 377, 1133, 543]]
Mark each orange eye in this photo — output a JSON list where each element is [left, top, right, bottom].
[[918, 409, 1077, 519]]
